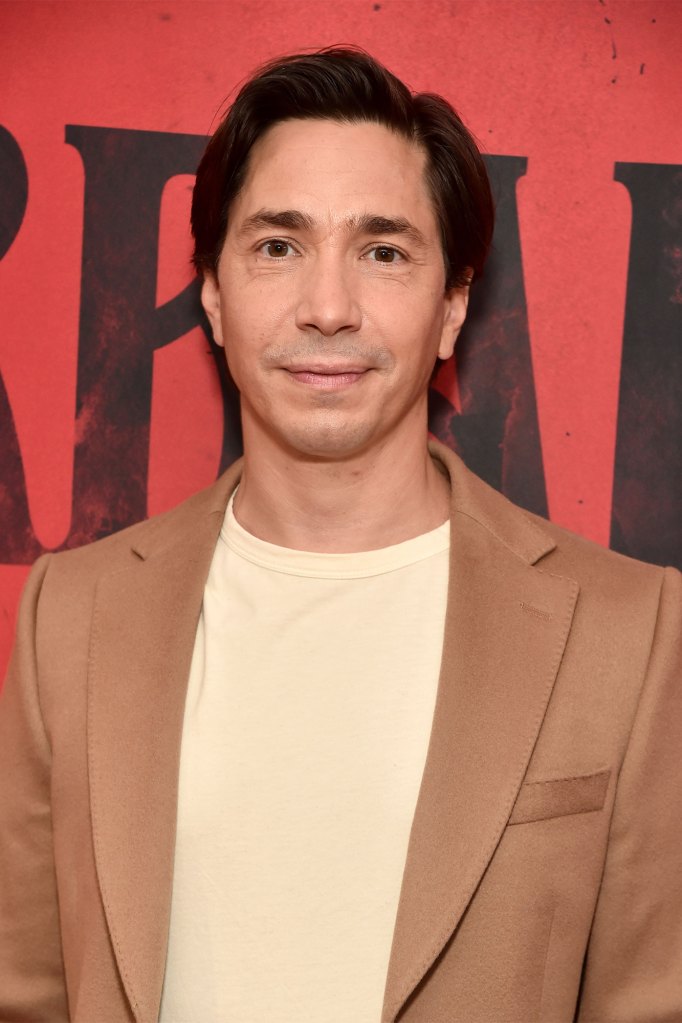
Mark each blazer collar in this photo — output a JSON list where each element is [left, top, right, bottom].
[[431, 439, 556, 565], [87, 443, 575, 1022], [129, 439, 556, 567]]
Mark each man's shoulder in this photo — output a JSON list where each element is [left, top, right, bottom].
[[36, 460, 242, 586], [456, 462, 677, 657], [431, 439, 672, 603], [527, 507, 667, 585], [524, 507, 677, 635]]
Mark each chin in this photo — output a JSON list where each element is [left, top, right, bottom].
[[279, 420, 377, 462]]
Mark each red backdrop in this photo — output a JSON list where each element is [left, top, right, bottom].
[[1, 0, 681, 679]]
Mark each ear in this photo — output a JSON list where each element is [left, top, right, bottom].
[[201, 273, 225, 348], [438, 276, 471, 361]]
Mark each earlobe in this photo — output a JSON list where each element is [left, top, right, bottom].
[[438, 281, 470, 361], [201, 274, 225, 347]]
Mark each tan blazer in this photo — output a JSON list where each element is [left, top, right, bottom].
[[1, 441, 680, 1023]]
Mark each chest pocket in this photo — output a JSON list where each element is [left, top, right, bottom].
[[508, 769, 611, 825]]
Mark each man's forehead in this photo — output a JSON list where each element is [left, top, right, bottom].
[[232, 118, 435, 231]]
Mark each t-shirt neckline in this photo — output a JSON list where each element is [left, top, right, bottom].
[[219, 490, 450, 580]]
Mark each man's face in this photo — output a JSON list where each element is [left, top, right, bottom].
[[202, 118, 469, 461]]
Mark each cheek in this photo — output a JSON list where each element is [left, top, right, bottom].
[[218, 302, 276, 394], [221, 279, 289, 338], [366, 278, 443, 327], [387, 300, 444, 357]]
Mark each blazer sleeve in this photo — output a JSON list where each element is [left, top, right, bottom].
[[0, 554, 70, 1021], [576, 565, 682, 1021]]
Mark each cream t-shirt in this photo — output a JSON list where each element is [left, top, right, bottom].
[[159, 495, 450, 1023]]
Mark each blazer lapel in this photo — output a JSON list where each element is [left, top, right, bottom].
[[87, 465, 241, 1023], [382, 445, 579, 1021]]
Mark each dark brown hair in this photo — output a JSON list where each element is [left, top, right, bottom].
[[191, 47, 494, 290]]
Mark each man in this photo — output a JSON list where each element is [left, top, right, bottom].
[[0, 47, 680, 1023]]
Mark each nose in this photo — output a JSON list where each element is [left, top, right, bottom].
[[295, 253, 362, 337]]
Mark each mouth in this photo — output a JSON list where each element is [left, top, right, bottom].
[[282, 366, 370, 389]]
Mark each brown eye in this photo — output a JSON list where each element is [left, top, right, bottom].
[[368, 246, 401, 263], [263, 240, 292, 258]]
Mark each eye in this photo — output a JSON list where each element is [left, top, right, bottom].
[[366, 245, 404, 264], [258, 239, 296, 259]]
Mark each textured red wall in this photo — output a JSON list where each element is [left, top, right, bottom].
[[1, 0, 681, 677]]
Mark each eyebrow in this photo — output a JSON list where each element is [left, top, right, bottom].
[[351, 214, 427, 249], [238, 209, 315, 235], [237, 208, 428, 248]]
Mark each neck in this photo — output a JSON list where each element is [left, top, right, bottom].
[[232, 427, 450, 554]]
